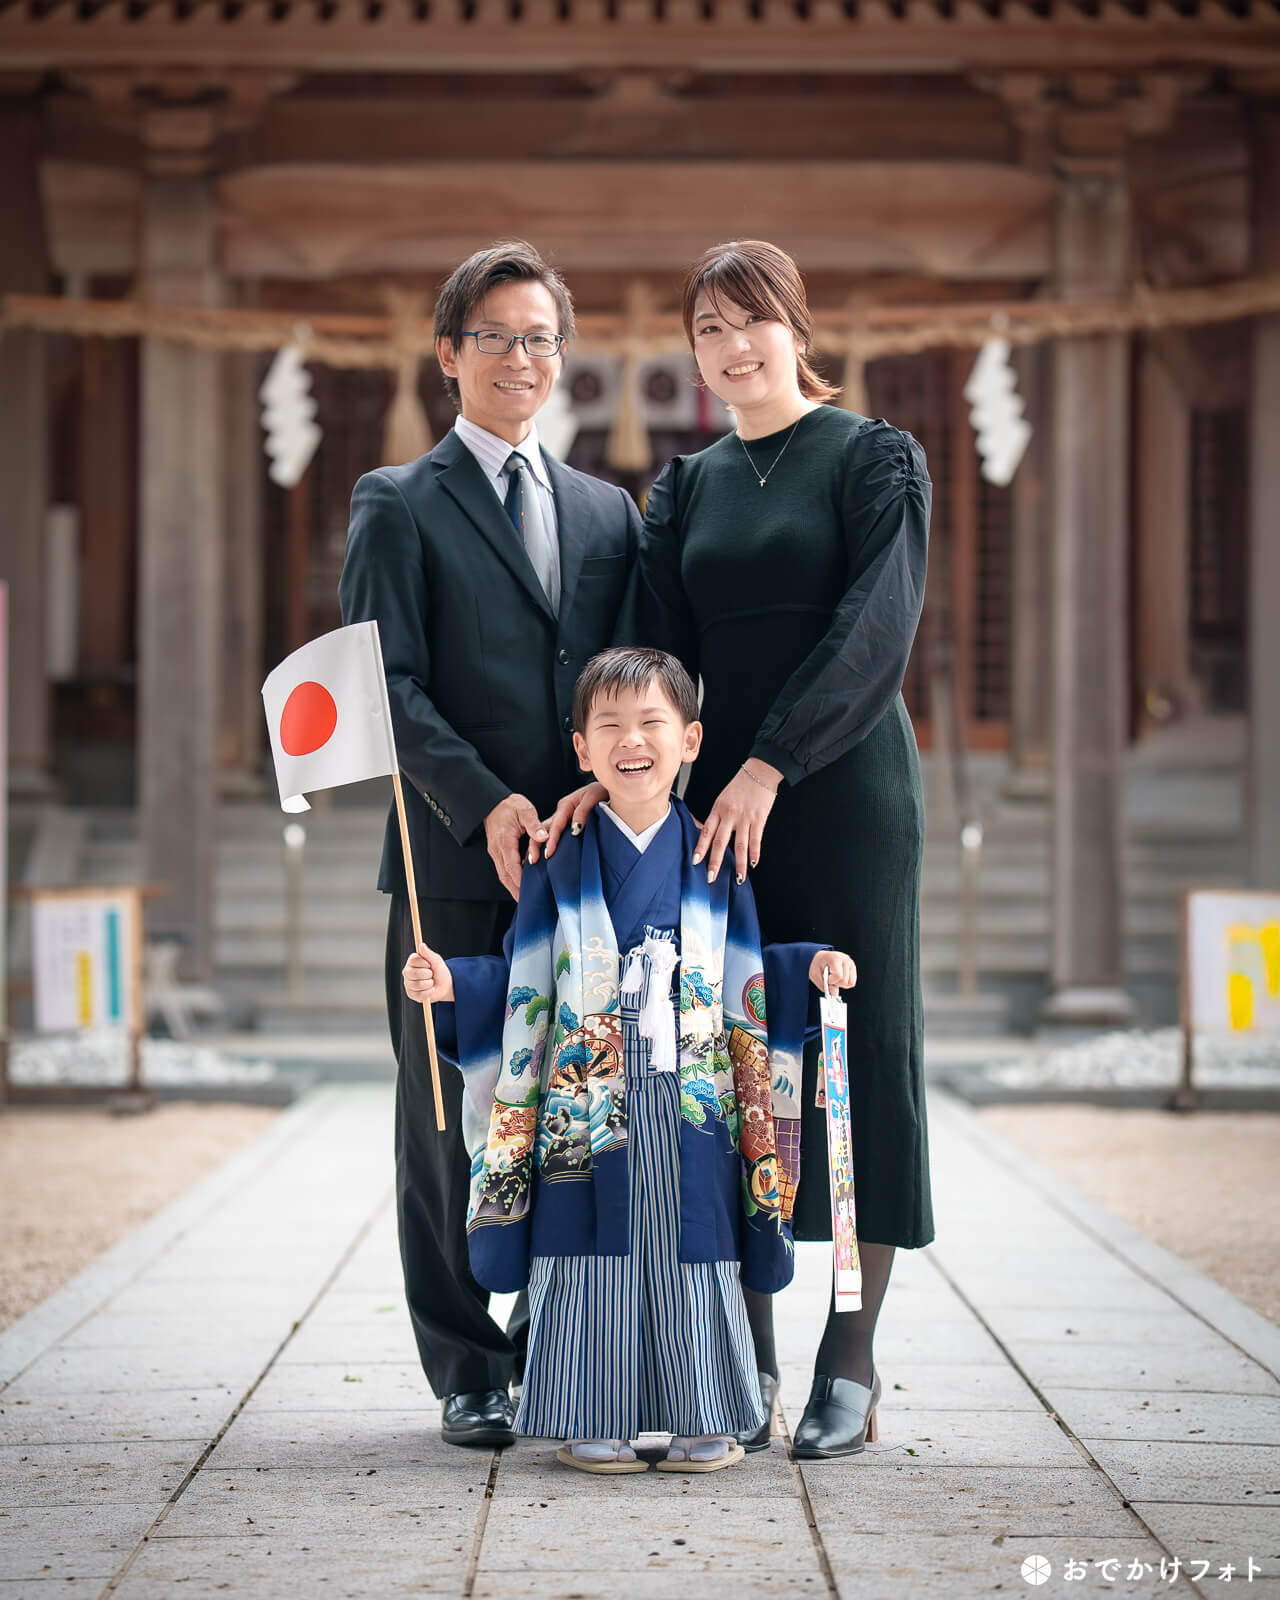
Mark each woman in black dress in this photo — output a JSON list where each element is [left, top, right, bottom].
[[545, 240, 932, 1457]]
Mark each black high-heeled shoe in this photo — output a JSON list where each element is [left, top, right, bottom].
[[734, 1370, 779, 1454], [791, 1371, 881, 1459]]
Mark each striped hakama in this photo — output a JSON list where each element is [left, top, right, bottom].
[[515, 950, 766, 1442]]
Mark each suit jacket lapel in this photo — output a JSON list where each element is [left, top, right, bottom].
[[432, 430, 557, 625], [545, 453, 591, 627]]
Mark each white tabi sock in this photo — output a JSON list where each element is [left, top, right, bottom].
[[666, 1434, 732, 1463], [569, 1439, 637, 1464]]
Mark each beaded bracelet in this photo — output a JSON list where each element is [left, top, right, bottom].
[[740, 763, 779, 795]]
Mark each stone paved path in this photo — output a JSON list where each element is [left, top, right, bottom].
[[2, 1085, 1277, 1599]]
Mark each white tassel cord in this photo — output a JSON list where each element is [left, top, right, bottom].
[[638, 935, 680, 1073]]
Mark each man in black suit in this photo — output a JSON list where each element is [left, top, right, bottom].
[[339, 242, 638, 1447]]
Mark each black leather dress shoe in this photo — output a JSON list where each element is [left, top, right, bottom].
[[441, 1389, 517, 1448], [791, 1372, 881, 1460], [734, 1371, 779, 1454]]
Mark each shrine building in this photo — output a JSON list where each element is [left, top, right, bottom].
[[2, 2, 1278, 1032]]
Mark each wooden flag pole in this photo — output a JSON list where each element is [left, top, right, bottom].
[[392, 773, 446, 1132]]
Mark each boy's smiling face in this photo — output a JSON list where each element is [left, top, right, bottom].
[[573, 680, 702, 828]]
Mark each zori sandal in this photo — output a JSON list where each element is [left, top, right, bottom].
[[656, 1435, 746, 1474], [556, 1440, 649, 1474]]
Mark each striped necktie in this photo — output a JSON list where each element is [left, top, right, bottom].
[[503, 451, 558, 611]]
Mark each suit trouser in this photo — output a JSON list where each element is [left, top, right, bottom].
[[386, 891, 529, 1397]]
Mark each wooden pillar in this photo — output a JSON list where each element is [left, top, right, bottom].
[[1042, 156, 1137, 1027], [1247, 101, 1280, 889], [285, 475, 310, 656], [1134, 336, 1199, 733], [79, 338, 136, 676], [219, 347, 266, 798], [138, 152, 223, 978], [1003, 340, 1053, 800], [948, 351, 978, 734], [0, 102, 53, 798]]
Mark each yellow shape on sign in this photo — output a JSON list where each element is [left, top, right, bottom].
[[1263, 922, 1280, 998], [75, 949, 93, 1027], [1225, 919, 1280, 1031], [1227, 970, 1253, 1031]]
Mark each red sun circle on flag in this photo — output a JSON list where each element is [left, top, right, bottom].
[[280, 681, 338, 757]]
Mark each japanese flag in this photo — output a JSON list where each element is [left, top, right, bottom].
[[261, 621, 397, 813]]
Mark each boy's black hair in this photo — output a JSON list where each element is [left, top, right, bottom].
[[434, 241, 575, 405], [572, 647, 699, 734]]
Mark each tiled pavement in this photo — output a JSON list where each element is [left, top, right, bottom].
[[2, 1085, 1277, 1599]]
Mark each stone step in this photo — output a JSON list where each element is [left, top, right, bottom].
[[216, 933, 388, 967], [222, 920, 1187, 965], [254, 986, 386, 1033], [205, 854, 1242, 898], [921, 990, 1013, 1037], [920, 933, 1178, 976], [217, 900, 388, 934], [218, 876, 383, 903], [81, 833, 1246, 878], [919, 870, 1245, 904], [228, 934, 1185, 983], [85, 804, 389, 838], [67, 798, 1244, 1036], [921, 842, 1244, 874], [228, 940, 1181, 981], [81, 844, 385, 877], [921, 902, 1220, 937], [262, 882, 1216, 915]]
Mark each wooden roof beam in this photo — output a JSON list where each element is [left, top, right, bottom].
[[4, 4, 1280, 75]]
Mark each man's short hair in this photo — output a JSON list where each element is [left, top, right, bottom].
[[572, 648, 699, 733], [434, 241, 575, 405]]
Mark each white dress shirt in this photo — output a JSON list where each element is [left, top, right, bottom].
[[452, 416, 561, 608]]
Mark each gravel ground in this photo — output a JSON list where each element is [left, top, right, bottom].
[[0, 1102, 281, 1331], [976, 1105, 1280, 1324]]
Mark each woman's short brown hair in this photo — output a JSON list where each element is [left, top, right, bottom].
[[681, 239, 839, 405]]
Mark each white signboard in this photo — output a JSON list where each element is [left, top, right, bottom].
[[1185, 889, 1280, 1035], [32, 890, 140, 1035]]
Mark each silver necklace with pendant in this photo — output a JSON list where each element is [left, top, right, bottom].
[[738, 418, 802, 487]]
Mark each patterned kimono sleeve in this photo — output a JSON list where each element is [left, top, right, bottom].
[[443, 956, 512, 1177], [462, 863, 557, 1295], [761, 939, 825, 1221], [723, 880, 821, 1293]]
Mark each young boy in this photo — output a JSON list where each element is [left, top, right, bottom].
[[404, 648, 855, 1474]]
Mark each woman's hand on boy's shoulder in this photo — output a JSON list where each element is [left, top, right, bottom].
[[693, 760, 781, 884], [403, 943, 454, 1005], [809, 951, 857, 993], [530, 782, 608, 863]]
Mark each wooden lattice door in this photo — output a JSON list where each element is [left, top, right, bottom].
[[864, 348, 1011, 751]]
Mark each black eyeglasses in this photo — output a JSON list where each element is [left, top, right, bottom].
[[458, 330, 565, 357]]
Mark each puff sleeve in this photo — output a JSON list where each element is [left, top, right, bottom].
[[748, 421, 931, 786]]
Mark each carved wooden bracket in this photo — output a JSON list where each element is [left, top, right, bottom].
[[553, 70, 695, 155], [72, 69, 297, 175], [981, 71, 1201, 167]]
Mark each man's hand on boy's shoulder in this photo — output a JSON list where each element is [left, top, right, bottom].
[[530, 782, 608, 863], [484, 792, 549, 901], [403, 944, 455, 1005], [810, 951, 857, 993]]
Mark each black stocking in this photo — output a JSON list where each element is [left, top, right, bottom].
[[741, 1288, 778, 1382], [813, 1240, 895, 1388]]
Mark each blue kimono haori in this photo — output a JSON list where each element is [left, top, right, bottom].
[[436, 799, 821, 1441]]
